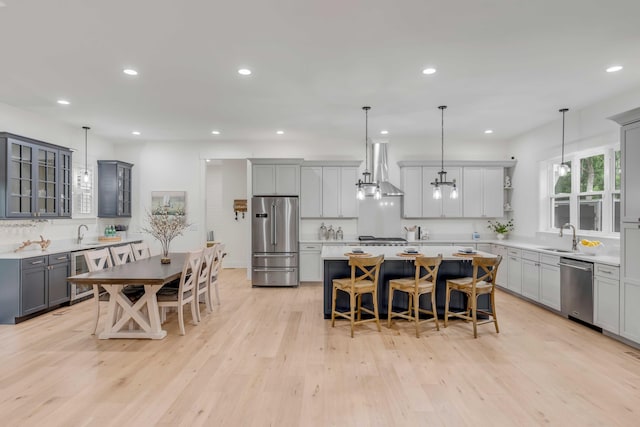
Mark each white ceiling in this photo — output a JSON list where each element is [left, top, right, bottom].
[[1, 0, 639, 145]]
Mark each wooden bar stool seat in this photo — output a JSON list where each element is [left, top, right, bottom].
[[388, 256, 442, 337], [331, 255, 384, 337], [444, 255, 502, 338]]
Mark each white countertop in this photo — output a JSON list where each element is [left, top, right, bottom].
[[321, 245, 494, 261], [0, 237, 144, 260], [310, 238, 620, 266]]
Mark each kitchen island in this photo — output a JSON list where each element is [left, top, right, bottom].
[[322, 245, 496, 319]]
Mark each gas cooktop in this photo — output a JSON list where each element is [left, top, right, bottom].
[[358, 236, 408, 246]]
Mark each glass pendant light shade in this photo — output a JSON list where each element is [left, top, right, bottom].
[[355, 106, 381, 199], [82, 126, 91, 184], [558, 108, 570, 177], [430, 105, 458, 199], [558, 163, 570, 177], [450, 183, 458, 199], [433, 185, 442, 200]]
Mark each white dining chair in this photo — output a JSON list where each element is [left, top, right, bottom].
[[131, 241, 151, 261], [207, 243, 225, 307], [84, 248, 113, 335], [157, 249, 203, 335], [195, 245, 216, 321], [110, 244, 135, 265]]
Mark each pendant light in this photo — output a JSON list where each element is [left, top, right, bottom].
[[356, 106, 381, 200], [430, 105, 458, 199], [558, 108, 570, 177], [82, 126, 90, 183]]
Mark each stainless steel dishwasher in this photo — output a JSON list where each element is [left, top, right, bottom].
[[559, 257, 594, 324]]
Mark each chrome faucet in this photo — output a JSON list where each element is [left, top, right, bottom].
[[559, 223, 577, 251], [77, 224, 88, 244]]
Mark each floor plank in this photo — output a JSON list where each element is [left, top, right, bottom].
[[0, 268, 639, 426]]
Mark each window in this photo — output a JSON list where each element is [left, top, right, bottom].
[[547, 147, 619, 234]]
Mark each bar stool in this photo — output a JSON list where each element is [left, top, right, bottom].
[[331, 255, 384, 337], [444, 256, 502, 338], [387, 255, 442, 337]]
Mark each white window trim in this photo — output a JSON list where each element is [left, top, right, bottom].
[[543, 144, 620, 236]]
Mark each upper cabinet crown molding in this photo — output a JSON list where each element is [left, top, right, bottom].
[[301, 160, 362, 167], [248, 158, 304, 165], [397, 159, 517, 168], [608, 107, 640, 126]]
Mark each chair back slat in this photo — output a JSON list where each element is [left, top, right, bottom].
[[131, 242, 151, 261], [471, 256, 502, 288], [210, 244, 225, 280], [348, 255, 384, 286], [110, 244, 135, 265], [199, 246, 216, 288], [179, 250, 203, 300], [414, 256, 443, 288], [84, 248, 113, 272]]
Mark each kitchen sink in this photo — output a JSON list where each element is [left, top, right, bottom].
[[538, 247, 576, 253]]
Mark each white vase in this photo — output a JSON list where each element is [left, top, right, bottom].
[[496, 233, 506, 240]]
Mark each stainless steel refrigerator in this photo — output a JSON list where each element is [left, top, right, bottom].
[[252, 196, 299, 287]]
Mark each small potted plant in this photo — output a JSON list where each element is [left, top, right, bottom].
[[142, 207, 190, 263], [487, 219, 514, 240]]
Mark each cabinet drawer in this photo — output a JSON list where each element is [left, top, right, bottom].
[[522, 250, 539, 262], [48, 253, 70, 265], [595, 264, 620, 280], [540, 254, 560, 266], [300, 243, 322, 252], [507, 248, 522, 257], [22, 256, 47, 269]]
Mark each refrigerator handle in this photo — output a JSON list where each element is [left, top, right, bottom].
[[271, 203, 277, 246]]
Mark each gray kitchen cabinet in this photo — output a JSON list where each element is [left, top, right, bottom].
[[300, 167, 322, 217], [19, 253, 70, 317], [98, 160, 133, 217], [506, 248, 522, 294], [462, 167, 504, 218], [252, 163, 300, 196], [300, 243, 322, 281], [539, 254, 561, 311], [490, 244, 508, 288], [609, 108, 640, 345], [300, 164, 359, 218], [21, 257, 48, 315], [0, 132, 73, 219], [521, 250, 540, 301], [594, 263, 620, 334]]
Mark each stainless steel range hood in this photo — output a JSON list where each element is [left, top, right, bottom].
[[371, 142, 403, 197]]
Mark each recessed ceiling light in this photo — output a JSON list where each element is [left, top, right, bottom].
[[131, 131, 141, 136], [211, 130, 220, 135], [422, 68, 437, 75], [57, 99, 70, 105], [123, 68, 138, 76], [276, 130, 284, 135], [238, 68, 252, 76], [484, 129, 494, 134], [380, 130, 389, 135], [606, 65, 623, 73]]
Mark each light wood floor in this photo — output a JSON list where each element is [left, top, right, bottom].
[[1, 269, 639, 427]]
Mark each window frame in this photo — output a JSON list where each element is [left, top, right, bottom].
[[546, 145, 619, 235]]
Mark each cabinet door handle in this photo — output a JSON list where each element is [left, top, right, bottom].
[[599, 269, 613, 274], [30, 260, 45, 265], [56, 256, 68, 260]]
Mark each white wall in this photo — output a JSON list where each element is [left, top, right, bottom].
[[205, 160, 249, 268], [508, 84, 640, 240], [0, 102, 118, 252]]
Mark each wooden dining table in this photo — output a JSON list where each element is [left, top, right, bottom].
[[67, 253, 187, 340]]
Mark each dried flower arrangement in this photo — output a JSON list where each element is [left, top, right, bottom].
[[141, 207, 190, 263]]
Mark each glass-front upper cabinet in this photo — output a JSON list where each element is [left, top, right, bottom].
[[1, 133, 72, 219], [98, 160, 133, 218]]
